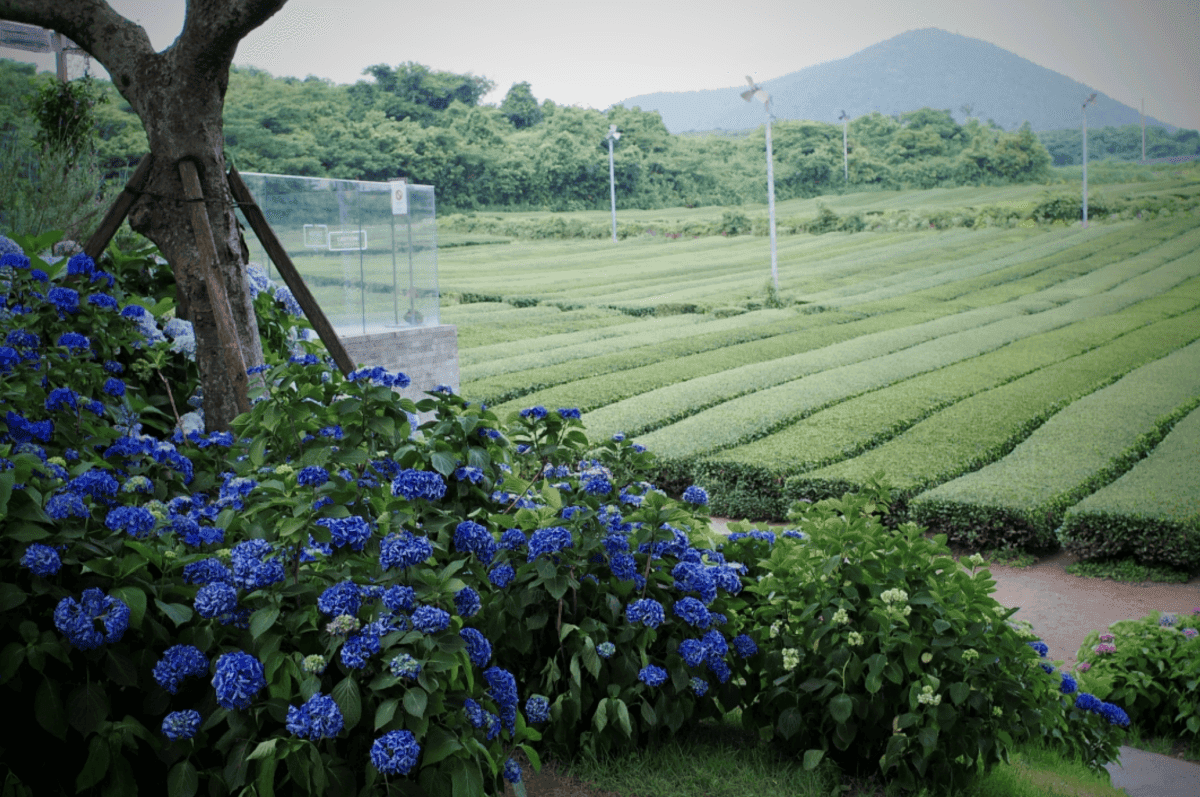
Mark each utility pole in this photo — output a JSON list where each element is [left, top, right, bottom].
[[605, 125, 620, 243], [839, 110, 850, 182], [1082, 93, 1097, 228], [741, 76, 778, 293]]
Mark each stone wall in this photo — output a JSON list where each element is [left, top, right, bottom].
[[340, 325, 459, 412]]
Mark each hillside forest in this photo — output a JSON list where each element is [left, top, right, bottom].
[[2, 57, 1197, 214]]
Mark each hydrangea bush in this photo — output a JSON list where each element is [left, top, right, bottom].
[[1074, 609, 1200, 740], [0, 230, 1132, 796], [733, 486, 1128, 792]]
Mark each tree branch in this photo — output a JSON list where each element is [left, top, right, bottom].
[[177, 0, 287, 78], [0, 0, 153, 102]]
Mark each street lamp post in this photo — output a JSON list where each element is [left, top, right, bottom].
[[839, 110, 850, 182], [1082, 93, 1097, 228], [741, 76, 778, 293], [606, 124, 621, 243]]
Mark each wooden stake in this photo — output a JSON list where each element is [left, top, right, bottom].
[[226, 165, 357, 377], [177, 159, 251, 415], [83, 152, 154, 260]]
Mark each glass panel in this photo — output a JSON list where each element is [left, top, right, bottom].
[[236, 173, 439, 335]]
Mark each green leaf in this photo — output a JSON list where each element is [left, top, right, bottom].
[[614, 699, 633, 738], [0, 583, 26, 612], [430, 450, 457, 476], [332, 677, 362, 730], [592, 702, 608, 733], [249, 437, 268, 468], [35, 677, 67, 739], [802, 749, 825, 770], [76, 735, 111, 791], [168, 760, 199, 797], [933, 618, 952, 634], [918, 725, 939, 753], [421, 724, 463, 767], [375, 698, 398, 730], [247, 738, 278, 761], [250, 605, 281, 640], [255, 756, 278, 797], [110, 585, 146, 630], [451, 758, 484, 797], [68, 682, 110, 736], [403, 687, 428, 719], [949, 682, 970, 705], [830, 693, 853, 724], [155, 600, 193, 627]]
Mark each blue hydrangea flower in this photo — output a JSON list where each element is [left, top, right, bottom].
[[690, 677, 709, 696], [460, 627, 492, 667], [380, 531, 434, 570], [153, 645, 210, 694], [454, 586, 481, 617], [527, 526, 573, 562], [68, 469, 119, 500], [733, 634, 758, 658], [1097, 702, 1130, 727], [503, 757, 522, 784], [286, 693, 344, 740], [454, 465, 484, 484], [682, 485, 709, 505], [597, 642, 616, 659], [610, 552, 638, 581], [519, 406, 547, 420], [182, 558, 233, 585], [212, 651, 266, 710], [341, 630, 382, 669], [626, 598, 665, 628], [296, 465, 329, 488], [391, 468, 447, 501], [45, 387, 79, 413], [195, 582, 239, 620], [673, 597, 712, 628], [370, 730, 421, 776], [463, 698, 499, 740], [381, 585, 416, 612], [638, 665, 668, 687], [582, 475, 612, 496], [1028, 640, 1049, 658], [488, 563, 516, 588], [1074, 692, 1102, 712], [484, 666, 519, 733], [161, 709, 202, 741], [525, 694, 550, 723], [1059, 672, 1078, 695], [55, 331, 90, 351], [104, 505, 156, 538], [500, 528, 526, 551], [230, 539, 284, 591], [318, 581, 362, 618], [54, 588, 129, 650], [20, 543, 61, 577], [557, 407, 581, 419], [679, 639, 706, 667], [453, 520, 498, 565], [412, 605, 450, 634]]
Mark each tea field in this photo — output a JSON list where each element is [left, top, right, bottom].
[[435, 180, 1200, 558]]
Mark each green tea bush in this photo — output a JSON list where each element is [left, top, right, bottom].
[[1074, 611, 1200, 740], [735, 484, 1128, 792]]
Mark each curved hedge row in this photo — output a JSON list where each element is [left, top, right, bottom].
[[1057, 407, 1200, 568], [906, 338, 1200, 550], [786, 308, 1200, 505], [696, 279, 1200, 519]]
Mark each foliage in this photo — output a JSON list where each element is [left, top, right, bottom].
[[1074, 611, 1200, 740], [736, 482, 1126, 792], [26, 74, 108, 162], [1063, 557, 1192, 584], [499, 82, 542, 130], [1037, 124, 1200, 166]]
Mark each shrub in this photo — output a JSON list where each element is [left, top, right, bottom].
[[736, 484, 1127, 792], [1074, 611, 1200, 740]]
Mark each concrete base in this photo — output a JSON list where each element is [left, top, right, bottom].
[[339, 324, 459, 413]]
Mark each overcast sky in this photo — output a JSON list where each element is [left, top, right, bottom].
[[4, 0, 1199, 130]]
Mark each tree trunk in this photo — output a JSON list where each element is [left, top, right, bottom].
[[0, 0, 287, 432]]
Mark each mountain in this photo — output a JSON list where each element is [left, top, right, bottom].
[[615, 28, 1172, 135]]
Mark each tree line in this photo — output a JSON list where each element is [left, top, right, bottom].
[[1036, 125, 1200, 166], [0, 57, 1109, 213]]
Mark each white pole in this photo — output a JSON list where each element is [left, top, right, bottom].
[[765, 97, 778, 293], [1141, 98, 1146, 162], [1082, 96, 1093, 228], [608, 135, 617, 243], [842, 116, 849, 182]]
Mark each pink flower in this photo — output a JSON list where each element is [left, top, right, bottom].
[[1183, 628, 1198, 640], [1099, 633, 1115, 643], [1077, 662, 1092, 672], [1094, 643, 1116, 655]]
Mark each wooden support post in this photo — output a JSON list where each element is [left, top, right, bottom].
[[83, 152, 154, 260], [226, 165, 357, 377], [177, 159, 251, 416]]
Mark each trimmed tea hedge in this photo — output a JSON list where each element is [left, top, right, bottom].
[[1057, 407, 1200, 568], [787, 308, 1200, 505], [908, 338, 1200, 550]]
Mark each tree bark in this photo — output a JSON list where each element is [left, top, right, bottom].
[[0, 0, 286, 431]]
